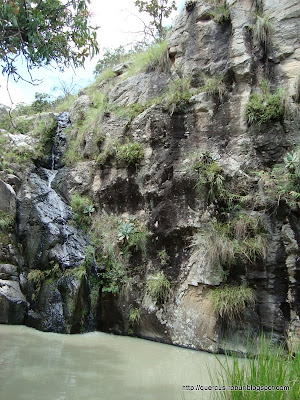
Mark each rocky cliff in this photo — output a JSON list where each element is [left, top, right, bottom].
[[0, 0, 300, 354]]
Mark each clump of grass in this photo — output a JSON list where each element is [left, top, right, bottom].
[[53, 94, 76, 113], [192, 222, 235, 269], [115, 140, 144, 166], [0, 211, 14, 231], [64, 94, 109, 165], [97, 139, 144, 167], [117, 219, 149, 257], [210, 1, 231, 23], [129, 307, 141, 325], [84, 245, 95, 272], [256, 151, 300, 207], [100, 250, 128, 294], [192, 152, 226, 203], [211, 285, 255, 320], [213, 334, 300, 399], [124, 41, 167, 78], [162, 77, 193, 115], [253, 12, 273, 49], [202, 75, 226, 102], [70, 192, 95, 230], [127, 226, 149, 257], [158, 248, 169, 266], [95, 67, 115, 83], [245, 82, 285, 125], [28, 269, 45, 293], [146, 271, 170, 303], [112, 102, 147, 121], [191, 217, 267, 274], [72, 265, 87, 281], [51, 263, 61, 278]]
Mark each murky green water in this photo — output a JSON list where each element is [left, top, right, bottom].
[[0, 325, 224, 400]]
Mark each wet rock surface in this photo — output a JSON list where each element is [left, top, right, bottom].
[[17, 168, 87, 270]]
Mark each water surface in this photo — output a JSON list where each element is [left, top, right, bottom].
[[0, 325, 223, 400]]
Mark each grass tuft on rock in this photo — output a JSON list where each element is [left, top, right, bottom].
[[245, 83, 285, 125], [211, 285, 255, 320], [146, 271, 170, 303]]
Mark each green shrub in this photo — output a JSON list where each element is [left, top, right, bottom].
[[71, 192, 95, 229], [97, 139, 144, 168], [245, 85, 285, 125], [211, 285, 255, 320], [94, 46, 126, 76], [115, 141, 144, 166], [146, 271, 170, 303], [0, 112, 13, 131], [14, 116, 33, 134], [31, 92, 52, 113], [129, 307, 141, 325]]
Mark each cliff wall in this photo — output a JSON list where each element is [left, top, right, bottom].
[[0, 0, 300, 353]]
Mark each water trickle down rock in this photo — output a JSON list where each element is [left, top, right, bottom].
[[18, 113, 88, 270], [16, 113, 92, 333]]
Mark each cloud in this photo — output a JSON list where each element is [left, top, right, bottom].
[[0, 75, 27, 107]]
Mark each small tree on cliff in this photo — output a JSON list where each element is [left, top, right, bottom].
[[0, 0, 99, 81], [134, 0, 176, 42]]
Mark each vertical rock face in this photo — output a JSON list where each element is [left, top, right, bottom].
[[85, 0, 300, 352], [0, 1, 300, 353], [0, 113, 95, 333]]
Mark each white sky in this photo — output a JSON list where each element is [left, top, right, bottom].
[[0, 0, 185, 107]]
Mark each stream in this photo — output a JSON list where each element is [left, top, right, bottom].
[[0, 325, 225, 400]]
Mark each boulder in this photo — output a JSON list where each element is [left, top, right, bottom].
[[0, 264, 27, 324], [69, 95, 92, 124], [0, 179, 16, 216]]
